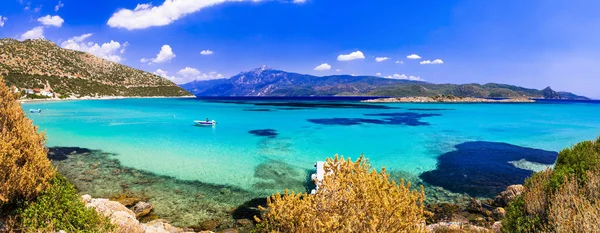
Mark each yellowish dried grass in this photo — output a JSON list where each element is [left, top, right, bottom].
[[0, 76, 55, 204], [258, 155, 426, 233]]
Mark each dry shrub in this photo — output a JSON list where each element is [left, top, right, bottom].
[[523, 168, 552, 215], [258, 155, 426, 233], [0, 76, 55, 205], [549, 167, 600, 233]]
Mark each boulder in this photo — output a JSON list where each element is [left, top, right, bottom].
[[494, 185, 525, 207], [466, 198, 483, 213], [492, 207, 506, 220], [82, 195, 190, 233], [133, 202, 153, 218]]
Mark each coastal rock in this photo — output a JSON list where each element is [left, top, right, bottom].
[[493, 184, 525, 207], [492, 221, 502, 232], [134, 202, 153, 218], [466, 198, 483, 213], [82, 195, 194, 233], [492, 207, 506, 220]]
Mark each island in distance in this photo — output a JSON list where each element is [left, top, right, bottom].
[[181, 66, 589, 100], [0, 38, 588, 101]]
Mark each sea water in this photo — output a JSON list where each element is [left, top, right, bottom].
[[22, 98, 600, 197]]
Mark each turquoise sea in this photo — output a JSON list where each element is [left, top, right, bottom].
[[21, 97, 600, 226]]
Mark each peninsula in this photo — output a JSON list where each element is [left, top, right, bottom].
[[362, 95, 536, 103]]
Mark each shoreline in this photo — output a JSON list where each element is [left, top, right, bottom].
[[19, 95, 196, 103], [362, 96, 536, 103]]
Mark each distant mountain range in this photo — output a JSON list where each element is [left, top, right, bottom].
[[181, 67, 589, 100], [0, 38, 190, 98]]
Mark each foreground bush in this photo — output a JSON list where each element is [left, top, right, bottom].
[[0, 76, 55, 205], [1, 77, 113, 232], [502, 137, 600, 233], [257, 155, 426, 233], [15, 174, 113, 232]]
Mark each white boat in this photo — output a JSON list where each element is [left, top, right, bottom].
[[29, 109, 42, 113], [194, 120, 217, 126]]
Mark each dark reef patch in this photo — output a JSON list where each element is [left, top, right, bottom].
[[308, 112, 441, 126], [48, 147, 93, 161], [248, 129, 278, 138], [408, 108, 454, 111], [243, 108, 272, 112], [419, 141, 558, 198], [251, 102, 395, 109]]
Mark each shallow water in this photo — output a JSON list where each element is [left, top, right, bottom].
[[22, 98, 600, 226]]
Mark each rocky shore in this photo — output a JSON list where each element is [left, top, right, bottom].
[[363, 96, 535, 103], [82, 194, 241, 233]]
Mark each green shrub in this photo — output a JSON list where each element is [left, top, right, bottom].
[[501, 197, 547, 233], [550, 137, 600, 188], [16, 174, 113, 233], [502, 137, 600, 233]]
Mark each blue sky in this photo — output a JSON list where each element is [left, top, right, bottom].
[[1, 0, 599, 98]]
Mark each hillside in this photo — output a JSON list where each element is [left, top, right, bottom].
[[0, 38, 190, 98], [181, 67, 589, 99]]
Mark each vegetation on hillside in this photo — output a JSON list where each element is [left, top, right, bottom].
[[0, 39, 190, 97], [255, 155, 426, 233], [0, 76, 113, 232], [182, 67, 588, 99], [502, 137, 600, 233]]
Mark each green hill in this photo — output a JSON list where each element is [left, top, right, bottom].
[[0, 38, 190, 98]]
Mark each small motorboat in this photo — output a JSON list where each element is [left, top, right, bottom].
[[195, 120, 217, 126], [29, 109, 42, 113]]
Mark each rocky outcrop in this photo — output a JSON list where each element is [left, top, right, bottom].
[[493, 185, 525, 207], [133, 202, 153, 218], [363, 96, 535, 103], [82, 195, 204, 233]]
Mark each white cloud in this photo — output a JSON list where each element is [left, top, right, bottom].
[[293, 0, 307, 3], [37, 15, 64, 27], [375, 57, 388, 62], [336, 69, 341, 72], [407, 54, 421, 59], [55, 1, 64, 11], [20, 27, 45, 40], [385, 73, 407, 79], [376, 72, 382, 76], [142, 45, 176, 64], [395, 60, 403, 64], [0, 16, 6, 27], [107, 0, 264, 30], [383, 74, 423, 81], [61, 33, 128, 63], [200, 50, 214, 55], [314, 63, 331, 71], [420, 59, 444, 65], [337, 51, 365, 61], [154, 69, 175, 80], [163, 67, 224, 83]]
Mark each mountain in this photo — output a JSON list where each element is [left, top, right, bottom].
[[181, 66, 426, 96], [0, 38, 190, 98], [181, 67, 589, 99]]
